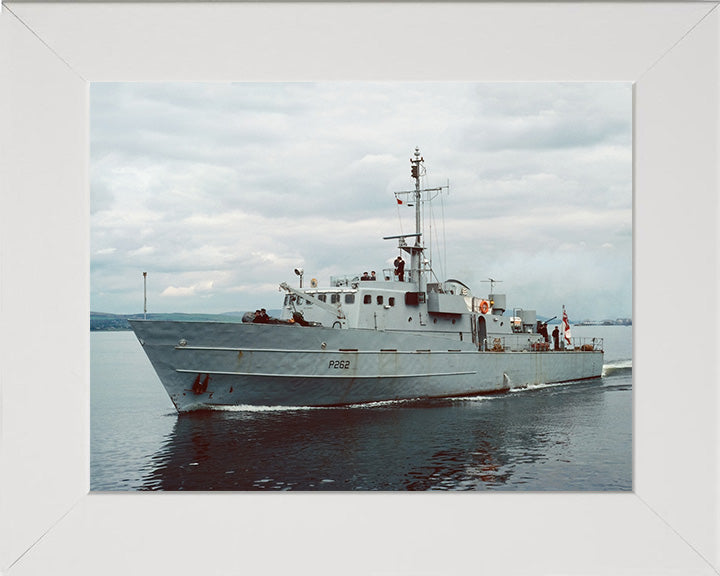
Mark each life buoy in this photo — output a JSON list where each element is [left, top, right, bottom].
[[480, 300, 490, 314]]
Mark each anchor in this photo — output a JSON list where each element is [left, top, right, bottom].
[[192, 373, 210, 394]]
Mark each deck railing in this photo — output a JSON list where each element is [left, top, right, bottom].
[[483, 337, 507, 352], [567, 337, 604, 352], [483, 336, 604, 352]]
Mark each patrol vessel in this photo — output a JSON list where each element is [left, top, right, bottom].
[[130, 148, 604, 412]]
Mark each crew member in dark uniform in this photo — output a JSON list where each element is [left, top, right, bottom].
[[253, 309, 270, 323], [394, 256, 405, 282], [552, 326, 560, 350], [537, 321, 549, 343]]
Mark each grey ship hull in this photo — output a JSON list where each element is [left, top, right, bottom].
[[129, 320, 603, 412]]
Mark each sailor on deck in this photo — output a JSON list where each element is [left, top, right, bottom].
[[394, 257, 405, 282], [537, 321, 549, 343]]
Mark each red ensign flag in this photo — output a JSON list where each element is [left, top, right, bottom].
[[562, 308, 572, 345]]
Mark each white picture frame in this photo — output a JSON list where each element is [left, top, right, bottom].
[[1, 2, 718, 574]]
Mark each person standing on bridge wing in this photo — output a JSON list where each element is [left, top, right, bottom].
[[394, 256, 405, 282], [537, 321, 549, 343], [552, 326, 560, 350]]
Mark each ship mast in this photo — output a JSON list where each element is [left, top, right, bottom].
[[409, 147, 424, 286], [411, 147, 423, 246], [385, 147, 448, 288]]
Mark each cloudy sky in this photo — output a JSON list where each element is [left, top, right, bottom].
[[90, 82, 632, 321]]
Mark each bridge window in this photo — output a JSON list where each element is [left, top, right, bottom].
[[331, 294, 340, 304], [363, 294, 372, 304], [345, 294, 355, 304], [388, 297, 395, 307], [318, 294, 327, 302], [377, 295, 384, 305]]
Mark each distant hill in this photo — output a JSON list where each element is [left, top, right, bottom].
[[91, 311, 629, 331], [575, 318, 632, 326], [537, 315, 631, 326], [90, 311, 281, 331]]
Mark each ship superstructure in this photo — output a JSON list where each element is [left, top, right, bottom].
[[275, 148, 573, 353]]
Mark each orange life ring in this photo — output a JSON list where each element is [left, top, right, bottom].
[[480, 300, 490, 314]]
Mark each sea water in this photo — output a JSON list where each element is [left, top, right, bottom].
[[90, 325, 632, 491]]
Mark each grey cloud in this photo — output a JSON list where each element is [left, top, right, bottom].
[[90, 82, 632, 318]]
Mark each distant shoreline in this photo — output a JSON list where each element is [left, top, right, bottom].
[[90, 311, 630, 331], [90, 311, 251, 331]]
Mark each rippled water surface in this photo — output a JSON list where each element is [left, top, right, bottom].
[[91, 325, 632, 491]]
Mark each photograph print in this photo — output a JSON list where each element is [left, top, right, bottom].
[[90, 82, 632, 491]]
